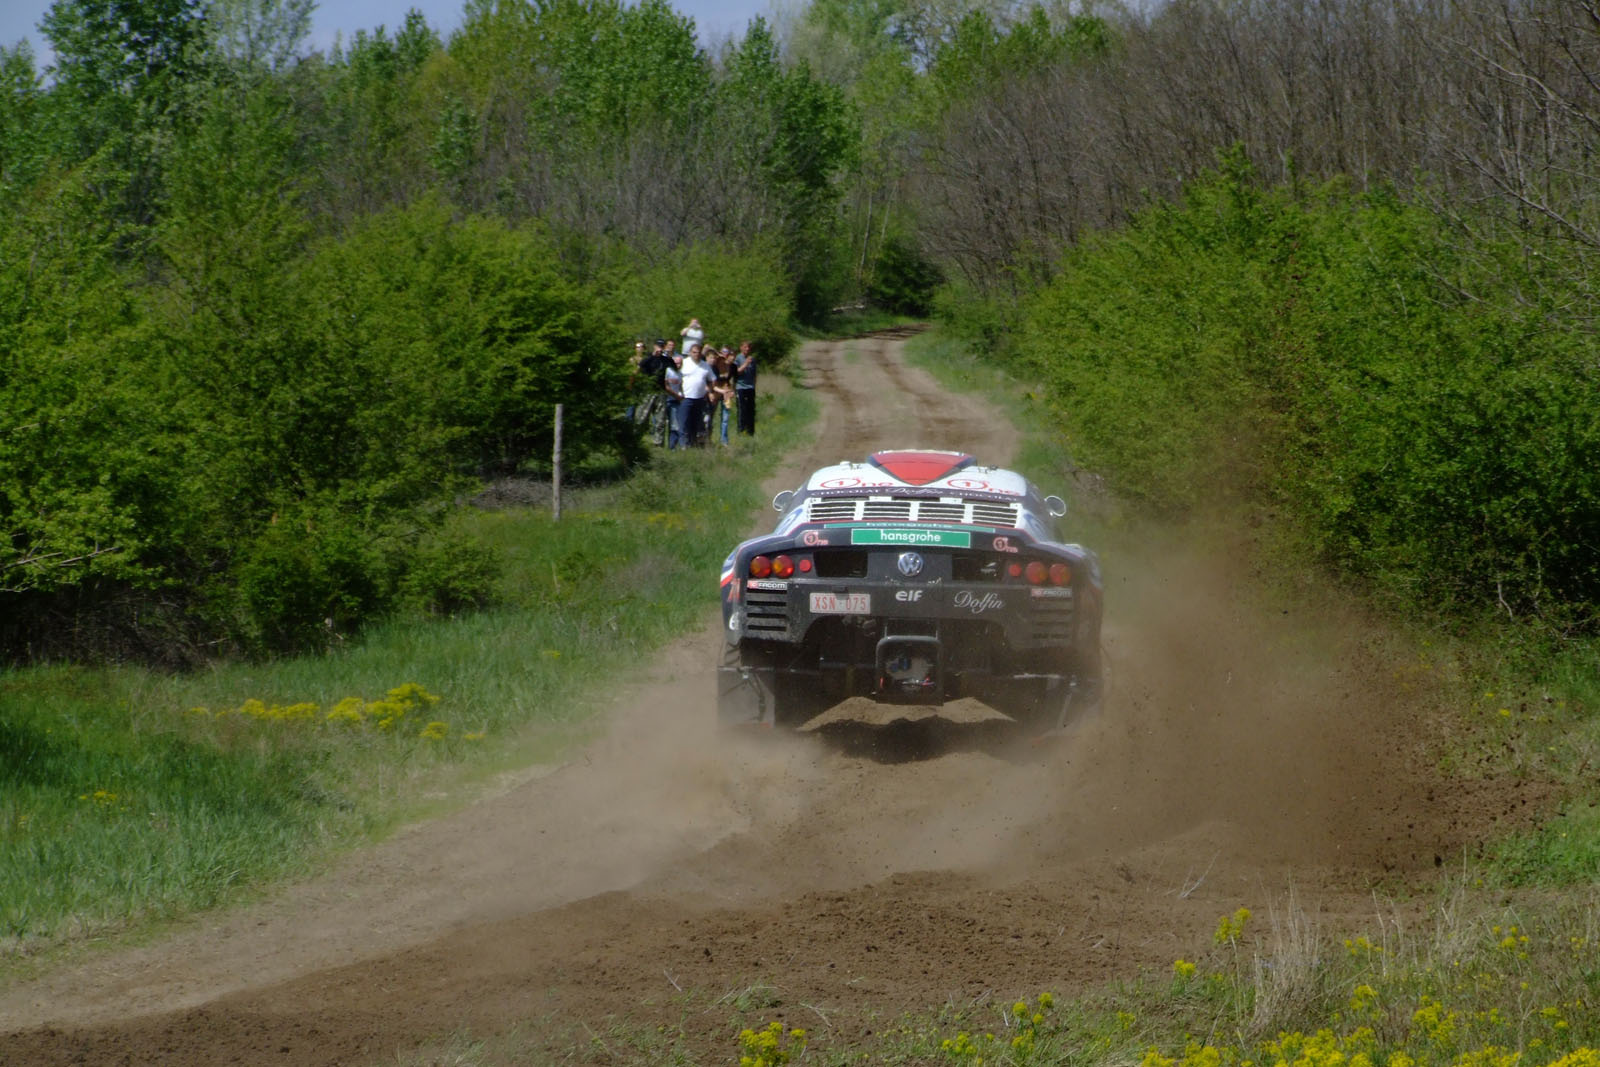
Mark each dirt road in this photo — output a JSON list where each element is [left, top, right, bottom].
[[0, 335, 1531, 1065]]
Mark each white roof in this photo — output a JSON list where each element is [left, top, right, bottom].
[[800, 450, 1029, 498]]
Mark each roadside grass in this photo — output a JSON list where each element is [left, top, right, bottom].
[[1474, 637, 1600, 886], [377, 886, 1600, 1067], [0, 381, 816, 965]]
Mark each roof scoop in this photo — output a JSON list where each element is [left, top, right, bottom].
[[866, 450, 975, 486]]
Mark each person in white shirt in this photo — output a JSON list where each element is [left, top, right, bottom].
[[678, 344, 712, 446], [679, 317, 704, 359]]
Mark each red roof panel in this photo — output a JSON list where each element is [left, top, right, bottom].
[[867, 450, 976, 486]]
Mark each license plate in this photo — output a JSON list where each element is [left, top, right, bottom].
[[809, 591, 871, 614]]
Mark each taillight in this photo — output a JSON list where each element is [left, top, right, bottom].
[[798, 557, 813, 573], [1007, 562, 1023, 578], [771, 554, 796, 578], [749, 555, 772, 578], [1025, 560, 1047, 584], [1049, 562, 1071, 586]]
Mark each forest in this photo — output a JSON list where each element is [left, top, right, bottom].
[[3, 0, 1598, 661]]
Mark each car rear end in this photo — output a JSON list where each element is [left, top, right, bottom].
[[718, 499, 1102, 730]]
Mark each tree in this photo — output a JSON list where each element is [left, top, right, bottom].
[[41, 0, 205, 144], [0, 42, 45, 194], [204, 0, 313, 73]]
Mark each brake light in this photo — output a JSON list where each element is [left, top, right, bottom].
[[798, 558, 813, 573], [1007, 562, 1023, 578], [1025, 561, 1047, 584], [1049, 562, 1071, 586], [749, 555, 772, 578], [772, 554, 796, 579]]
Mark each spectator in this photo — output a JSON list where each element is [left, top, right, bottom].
[[679, 343, 712, 447], [632, 339, 672, 445], [664, 347, 686, 449], [625, 340, 648, 422], [680, 317, 704, 359], [709, 347, 735, 445], [734, 340, 757, 435]]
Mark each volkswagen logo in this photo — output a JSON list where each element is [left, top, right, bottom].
[[897, 551, 924, 577]]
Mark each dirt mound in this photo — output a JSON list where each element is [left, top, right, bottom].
[[0, 335, 1539, 1066]]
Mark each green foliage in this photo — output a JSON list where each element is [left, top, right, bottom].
[[203, 0, 314, 73], [2, 156, 626, 654], [38, 0, 208, 222], [0, 42, 46, 194], [933, 276, 1019, 353], [866, 230, 944, 315], [1010, 161, 1600, 625], [163, 196, 622, 651], [924, 6, 1111, 117], [608, 239, 797, 364], [720, 17, 861, 319], [454, 0, 705, 147], [0, 161, 163, 596]]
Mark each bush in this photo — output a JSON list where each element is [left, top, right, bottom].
[[1, 186, 626, 658], [866, 231, 944, 316], [228, 502, 388, 654], [1008, 162, 1600, 625]]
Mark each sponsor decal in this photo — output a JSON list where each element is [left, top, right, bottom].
[[809, 591, 870, 614], [952, 590, 1005, 614], [800, 529, 828, 546], [728, 610, 743, 633], [851, 528, 971, 548], [747, 578, 788, 591], [1029, 586, 1073, 599], [727, 578, 741, 600], [896, 551, 924, 576], [895, 588, 925, 602], [992, 535, 1018, 553]]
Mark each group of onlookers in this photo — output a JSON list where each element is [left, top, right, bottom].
[[630, 318, 758, 448]]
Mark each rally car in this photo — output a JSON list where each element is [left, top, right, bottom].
[[717, 450, 1103, 733]]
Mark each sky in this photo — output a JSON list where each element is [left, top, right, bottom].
[[1, 0, 779, 71]]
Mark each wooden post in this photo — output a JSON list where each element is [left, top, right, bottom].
[[552, 403, 563, 521]]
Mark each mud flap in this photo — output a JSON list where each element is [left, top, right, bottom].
[[1031, 658, 1106, 741], [717, 664, 778, 727]]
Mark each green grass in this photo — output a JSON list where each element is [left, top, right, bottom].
[[0, 382, 816, 961]]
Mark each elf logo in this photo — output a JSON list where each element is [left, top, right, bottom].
[[895, 589, 924, 602]]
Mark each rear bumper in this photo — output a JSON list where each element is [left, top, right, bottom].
[[735, 577, 1078, 651]]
